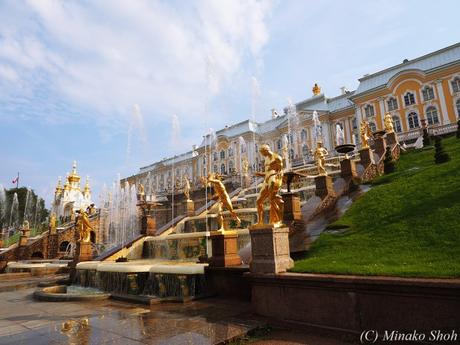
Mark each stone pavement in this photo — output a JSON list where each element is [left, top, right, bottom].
[[0, 288, 262, 344]]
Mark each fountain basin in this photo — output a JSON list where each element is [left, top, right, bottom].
[[7, 260, 71, 275], [33, 285, 110, 302]]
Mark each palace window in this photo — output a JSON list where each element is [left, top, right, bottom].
[[220, 164, 226, 175], [213, 165, 218, 173], [213, 152, 218, 161], [276, 139, 282, 150], [352, 118, 357, 129], [369, 122, 377, 132], [425, 106, 439, 125], [228, 147, 233, 157], [407, 112, 420, 129], [364, 104, 375, 118], [300, 129, 307, 142], [387, 97, 398, 111], [228, 160, 234, 173], [456, 99, 460, 117], [404, 92, 416, 106], [220, 150, 225, 160], [202, 156, 206, 165], [422, 86, 435, 102], [392, 116, 402, 133], [302, 144, 309, 155], [289, 149, 294, 160], [451, 77, 460, 93]]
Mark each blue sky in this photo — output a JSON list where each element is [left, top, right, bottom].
[[1, 0, 459, 207]]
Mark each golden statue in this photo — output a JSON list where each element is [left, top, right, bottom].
[[76, 209, 93, 243], [183, 175, 191, 201], [314, 142, 329, 176], [384, 112, 394, 133], [50, 213, 57, 234], [242, 158, 249, 175], [360, 120, 373, 149], [312, 83, 321, 96], [201, 173, 241, 231], [254, 144, 284, 227]]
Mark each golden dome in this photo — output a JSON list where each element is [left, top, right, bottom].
[[55, 176, 63, 196], [68, 160, 81, 183]]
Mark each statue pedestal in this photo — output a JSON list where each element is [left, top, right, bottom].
[[374, 136, 386, 158], [249, 225, 293, 274], [186, 200, 195, 217], [76, 241, 93, 262], [47, 233, 59, 259], [315, 175, 335, 199], [146, 215, 156, 236], [282, 193, 302, 222], [19, 235, 28, 246], [340, 158, 357, 180], [359, 147, 373, 168], [210, 231, 241, 267], [386, 132, 397, 146]]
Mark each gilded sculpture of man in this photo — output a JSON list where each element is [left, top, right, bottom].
[[360, 120, 373, 149], [76, 208, 93, 243], [314, 142, 329, 176], [384, 113, 394, 133], [254, 144, 284, 227], [50, 213, 57, 234], [201, 173, 241, 231], [137, 183, 145, 202], [183, 175, 191, 201]]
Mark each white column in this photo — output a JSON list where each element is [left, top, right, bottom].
[[344, 117, 350, 143], [322, 122, 332, 150], [378, 99, 386, 129], [355, 106, 362, 144], [435, 80, 449, 124]]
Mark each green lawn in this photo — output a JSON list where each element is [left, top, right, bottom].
[[292, 135, 460, 278]]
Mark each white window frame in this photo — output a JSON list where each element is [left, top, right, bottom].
[[425, 105, 439, 126], [421, 85, 435, 102], [403, 91, 416, 107], [387, 97, 398, 111], [392, 116, 402, 133], [407, 111, 420, 129], [364, 104, 375, 118], [450, 76, 460, 94]]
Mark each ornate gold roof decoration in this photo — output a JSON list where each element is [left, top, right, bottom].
[[68, 160, 81, 183], [312, 83, 321, 96], [64, 173, 70, 191], [55, 176, 63, 196], [84, 176, 91, 195]]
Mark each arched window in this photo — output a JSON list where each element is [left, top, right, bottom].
[[451, 77, 460, 93], [456, 99, 460, 117], [369, 122, 376, 132], [228, 160, 234, 173], [425, 106, 439, 125], [289, 149, 294, 160], [202, 156, 206, 165], [404, 92, 416, 106], [59, 241, 70, 252], [392, 116, 402, 133], [213, 152, 218, 161], [387, 97, 398, 111], [213, 165, 218, 173], [300, 129, 307, 142], [302, 144, 309, 155], [422, 86, 435, 101], [407, 112, 420, 129], [364, 104, 375, 118], [276, 139, 282, 150], [220, 164, 226, 175], [228, 147, 233, 157], [220, 150, 225, 160]]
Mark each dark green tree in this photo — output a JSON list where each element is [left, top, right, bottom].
[[434, 136, 450, 164], [456, 119, 460, 139], [423, 127, 431, 146], [383, 146, 396, 174]]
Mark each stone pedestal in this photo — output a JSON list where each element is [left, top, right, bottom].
[[282, 193, 302, 222], [210, 231, 242, 267], [186, 200, 195, 217], [249, 225, 293, 274], [340, 158, 357, 180], [47, 233, 59, 259], [146, 215, 156, 236], [315, 175, 335, 199], [76, 241, 93, 262], [374, 136, 386, 158], [19, 235, 28, 246], [386, 132, 397, 146], [359, 147, 373, 168]]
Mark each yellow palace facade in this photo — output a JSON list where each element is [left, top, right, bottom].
[[124, 42, 460, 193]]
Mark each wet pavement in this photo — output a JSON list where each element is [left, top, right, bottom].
[[0, 288, 262, 344]]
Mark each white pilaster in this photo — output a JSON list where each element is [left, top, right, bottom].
[[435, 80, 449, 124], [378, 99, 386, 129]]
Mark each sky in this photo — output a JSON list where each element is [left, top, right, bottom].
[[1, 0, 459, 207]]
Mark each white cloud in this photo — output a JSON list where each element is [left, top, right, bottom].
[[0, 0, 272, 131]]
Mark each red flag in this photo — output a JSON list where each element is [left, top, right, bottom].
[[12, 177, 18, 184]]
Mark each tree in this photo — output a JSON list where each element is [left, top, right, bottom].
[[456, 120, 460, 139], [434, 136, 450, 164], [383, 146, 396, 174], [423, 127, 431, 147]]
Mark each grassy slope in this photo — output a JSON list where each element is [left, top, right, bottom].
[[292, 136, 460, 278]]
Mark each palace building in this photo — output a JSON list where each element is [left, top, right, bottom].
[[53, 161, 93, 220], [123, 42, 460, 194]]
